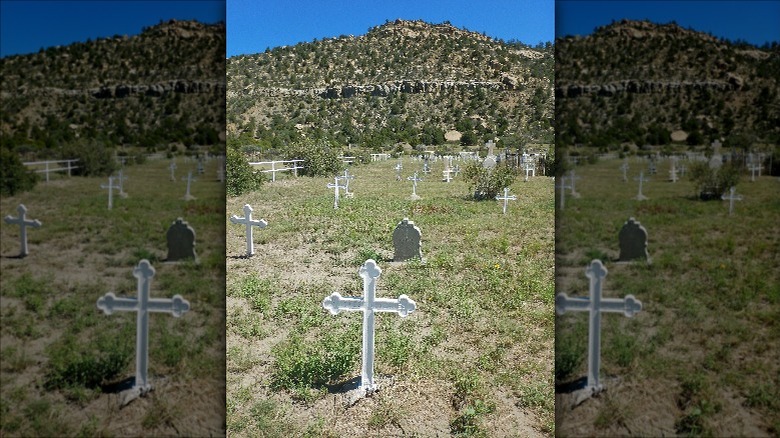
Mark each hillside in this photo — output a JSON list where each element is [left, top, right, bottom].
[[555, 19, 780, 151], [0, 19, 226, 155], [226, 19, 554, 152]]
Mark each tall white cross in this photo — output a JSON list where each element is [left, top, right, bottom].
[[556, 176, 572, 210], [407, 172, 423, 197], [101, 176, 120, 209], [4, 204, 41, 257], [555, 259, 642, 393], [495, 187, 517, 214], [633, 171, 650, 200], [340, 169, 355, 194], [620, 161, 629, 182], [721, 186, 743, 215], [322, 259, 417, 393], [169, 161, 177, 181], [327, 176, 346, 209], [96, 260, 190, 393], [229, 204, 268, 256], [182, 171, 196, 200]]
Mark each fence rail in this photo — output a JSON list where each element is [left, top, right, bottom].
[[23, 159, 80, 182], [248, 159, 304, 182]]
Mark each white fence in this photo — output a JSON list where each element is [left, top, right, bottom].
[[249, 159, 304, 182], [23, 159, 80, 182]]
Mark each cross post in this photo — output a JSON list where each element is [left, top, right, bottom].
[[495, 187, 517, 214], [407, 172, 423, 197], [182, 171, 196, 200], [101, 176, 120, 209], [633, 171, 650, 200], [555, 259, 642, 393], [229, 204, 268, 256], [322, 259, 416, 393], [3, 204, 42, 257], [96, 260, 190, 393]]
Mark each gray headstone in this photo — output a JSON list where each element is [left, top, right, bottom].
[[166, 217, 197, 262], [392, 218, 422, 262], [618, 217, 649, 263]]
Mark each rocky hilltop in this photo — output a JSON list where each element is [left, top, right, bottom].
[[1, 19, 225, 153], [555, 19, 779, 149], [227, 19, 553, 150]]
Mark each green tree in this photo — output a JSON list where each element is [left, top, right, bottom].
[[0, 147, 38, 196], [284, 139, 342, 177], [226, 148, 264, 197]]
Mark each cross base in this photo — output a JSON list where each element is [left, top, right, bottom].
[[119, 383, 153, 407], [635, 194, 648, 201], [182, 194, 196, 201], [341, 375, 394, 407], [409, 194, 421, 201]]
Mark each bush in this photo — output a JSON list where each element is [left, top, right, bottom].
[[226, 148, 263, 197], [462, 161, 516, 200], [284, 139, 342, 176], [60, 140, 117, 177], [0, 147, 38, 196], [688, 161, 741, 200]]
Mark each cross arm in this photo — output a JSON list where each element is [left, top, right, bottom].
[[555, 293, 589, 315], [229, 215, 245, 225], [599, 295, 643, 317], [97, 292, 138, 315], [147, 295, 191, 317], [373, 295, 417, 317], [322, 292, 364, 315]]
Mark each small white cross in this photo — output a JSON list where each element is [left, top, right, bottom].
[[407, 172, 423, 197], [101, 176, 120, 209], [116, 170, 129, 198], [633, 171, 650, 200], [442, 168, 454, 183], [322, 259, 417, 393], [556, 259, 642, 394], [229, 204, 268, 256], [96, 260, 190, 395], [748, 163, 762, 182], [327, 176, 347, 209], [721, 186, 743, 215], [340, 169, 355, 194], [523, 162, 535, 181], [169, 161, 177, 181], [569, 169, 581, 197], [495, 187, 517, 214], [394, 162, 403, 181], [556, 176, 572, 210], [181, 171, 196, 200], [3, 204, 41, 257], [619, 161, 629, 182]]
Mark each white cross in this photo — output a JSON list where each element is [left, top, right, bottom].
[[322, 259, 416, 393], [569, 169, 581, 197], [4, 204, 41, 257], [96, 260, 190, 393], [394, 162, 403, 181], [327, 176, 346, 209], [523, 162, 535, 182], [721, 186, 743, 215], [495, 187, 517, 214], [555, 259, 642, 393], [619, 161, 629, 182], [169, 161, 177, 181], [556, 176, 572, 210], [182, 171, 196, 200], [101, 176, 120, 209], [633, 171, 650, 200], [340, 169, 355, 194], [229, 204, 268, 256], [407, 172, 423, 197], [748, 163, 762, 182], [116, 170, 128, 198], [442, 168, 453, 183], [668, 159, 679, 183]]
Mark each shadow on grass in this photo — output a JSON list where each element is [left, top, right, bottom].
[[100, 376, 136, 394], [555, 376, 588, 394]]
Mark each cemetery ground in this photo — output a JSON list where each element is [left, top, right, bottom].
[[0, 156, 226, 436], [554, 155, 779, 436], [226, 158, 555, 436]]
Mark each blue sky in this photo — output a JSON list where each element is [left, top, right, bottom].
[[227, 0, 555, 57], [557, 1, 780, 47], [0, 1, 225, 57]]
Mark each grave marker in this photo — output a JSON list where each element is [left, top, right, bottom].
[[620, 160, 629, 182], [322, 259, 417, 393], [327, 176, 347, 209], [96, 260, 190, 403], [495, 187, 517, 215], [394, 162, 403, 181], [393, 218, 423, 261], [181, 171, 196, 201], [340, 169, 355, 196], [116, 169, 129, 198], [618, 217, 650, 263], [407, 172, 422, 200], [169, 160, 177, 181], [556, 176, 572, 210], [748, 163, 762, 182], [633, 171, 650, 201], [569, 169, 582, 198], [229, 204, 268, 256], [101, 176, 120, 209], [721, 186, 743, 215], [166, 218, 197, 262], [555, 259, 642, 396], [3, 204, 41, 257]]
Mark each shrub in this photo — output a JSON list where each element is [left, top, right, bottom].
[[226, 148, 263, 197], [687, 161, 741, 200], [60, 140, 117, 177], [462, 161, 516, 200], [0, 147, 38, 196], [284, 139, 342, 176]]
